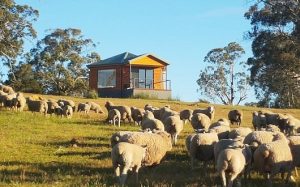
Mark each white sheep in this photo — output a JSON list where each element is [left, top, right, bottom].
[[243, 130, 286, 149], [191, 113, 211, 131], [163, 115, 183, 145], [186, 132, 219, 169], [160, 107, 179, 121], [228, 127, 252, 141], [265, 124, 281, 132], [0, 85, 15, 94], [288, 135, 300, 176], [0, 90, 8, 107], [217, 144, 252, 187], [180, 109, 193, 124], [131, 107, 144, 125], [253, 139, 294, 185], [112, 130, 172, 166], [12, 92, 26, 111], [27, 97, 48, 115], [77, 103, 91, 114], [47, 99, 60, 115], [192, 105, 215, 121], [252, 111, 267, 130], [105, 101, 132, 123], [209, 119, 231, 140], [86, 101, 103, 114], [214, 139, 244, 163], [58, 99, 76, 112], [111, 142, 147, 185], [63, 105, 73, 119], [141, 111, 165, 131], [228, 109, 243, 126], [107, 109, 121, 127]]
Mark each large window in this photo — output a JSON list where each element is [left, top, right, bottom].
[[98, 69, 116, 88], [131, 68, 153, 89]]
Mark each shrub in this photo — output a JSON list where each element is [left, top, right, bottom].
[[85, 89, 98, 99]]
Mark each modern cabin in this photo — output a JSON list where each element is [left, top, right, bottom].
[[87, 52, 171, 99]]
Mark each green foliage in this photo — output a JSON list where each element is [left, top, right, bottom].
[[26, 28, 99, 96], [245, 0, 300, 108], [0, 0, 38, 80], [197, 42, 249, 105], [5, 64, 42, 93], [131, 93, 158, 100], [85, 89, 98, 99]]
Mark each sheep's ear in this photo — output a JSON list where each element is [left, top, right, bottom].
[[141, 144, 147, 148]]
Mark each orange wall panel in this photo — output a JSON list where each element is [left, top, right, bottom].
[[154, 67, 163, 89]]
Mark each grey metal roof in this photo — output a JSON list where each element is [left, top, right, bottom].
[[87, 52, 139, 67]]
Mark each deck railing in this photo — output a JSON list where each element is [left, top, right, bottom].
[[131, 78, 171, 90]]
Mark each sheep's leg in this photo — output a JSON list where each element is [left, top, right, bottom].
[[120, 166, 129, 185], [228, 172, 238, 187], [295, 167, 298, 177], [118, 118, 121, 127], [190, 157, 195, 170], [220, 171, 226, 187], [174, 134, 178, 145], [134, 165, 140, 184]]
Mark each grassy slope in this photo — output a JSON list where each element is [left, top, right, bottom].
[[0, 94, 299, 186]]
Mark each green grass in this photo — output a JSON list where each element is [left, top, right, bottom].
[[0, 95, 299, 186]]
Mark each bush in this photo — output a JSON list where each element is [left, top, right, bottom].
[[85, 89, 98, 99]]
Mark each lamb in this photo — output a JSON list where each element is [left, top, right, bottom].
[[111, 142, 147, 185], [190, 113, 211, 131], [77, 103, 91, 114], [86, 101, 103, 114], [192, 105, 215, 121], [12, 92, 26, 111], [228, 127, 252, 141], [63, 105, 73, 118], [217, 144, 252, 187], [209, 118, 230, 129], [27, 97, 48, 115], [107, 109, 121, 127], [0, 85, 15, 94], [185, 132, 219, 169], [105, 101, 132, 123], [163, 115, 183, 145], [228, 109, 243, 126], [131, 107, 144, 125], [253, 139, 294, 184], [180, 109, 193, 124], [112, 130, 172, 166], [58, 99, 76, 112], [141, 111, 164, 131], [252, 111, 267, 130]]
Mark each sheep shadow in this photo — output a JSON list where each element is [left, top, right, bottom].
[[0, 161, 114, 185]]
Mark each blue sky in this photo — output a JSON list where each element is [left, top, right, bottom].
[[14, 0, 256, 103]]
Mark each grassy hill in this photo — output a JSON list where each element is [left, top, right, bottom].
[[0, 94, 299, 186]]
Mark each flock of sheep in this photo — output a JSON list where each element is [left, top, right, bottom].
[[0, 85, 104, 118], [109, 103, 300, 187], [1, 84, 300, 186]]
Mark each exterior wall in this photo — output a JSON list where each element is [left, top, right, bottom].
[[130, 56, 165, 67], [133, 89, 171, 100], [89, 67, 98, 91], [154, 67, 163, 89]]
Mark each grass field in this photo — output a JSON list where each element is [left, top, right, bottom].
[[0, 94, 300, 186]]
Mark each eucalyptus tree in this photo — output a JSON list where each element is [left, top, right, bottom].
[[245, 0, 300, 108], [0, 0, 38, 81], [197, 42, 249, 105], [27, 28, 100, 95]]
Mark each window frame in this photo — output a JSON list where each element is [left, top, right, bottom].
[[97, 69, 117, 88]]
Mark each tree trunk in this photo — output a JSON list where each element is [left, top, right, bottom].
[[230, 64, 234, 105]]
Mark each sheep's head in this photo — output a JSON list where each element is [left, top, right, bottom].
[[208, 106, 215, 113]]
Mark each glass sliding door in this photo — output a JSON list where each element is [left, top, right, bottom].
[[131, 68, 153, 89]]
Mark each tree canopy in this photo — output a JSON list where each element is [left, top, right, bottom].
[[197, 42, 249, 105], [0, 0, 38, 80], [245, 0, 300, 108], [25, 28, 100, 95]]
